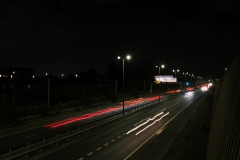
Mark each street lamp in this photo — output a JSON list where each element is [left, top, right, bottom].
[[196, 76, 202, 87], [173, 69, 179, 79], [191, 74, 194, 83], [13, 71, 15, 107], [183, 72, 188, 81], [156, 65, 164, 102], [188, 73, 191, 87], [187, 73, 194, 86], [183, 72, 188, 90], [118, 55, 131, 115]]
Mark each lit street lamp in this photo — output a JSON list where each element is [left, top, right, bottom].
[[188, 73, 191, 87], [187, 73, 194, 86], [183, 72, 188, 90], [183, 72, 188, 81], [156, 65, 164, 102], [118, 55, 131, 115], [173, 69, 179, 79]]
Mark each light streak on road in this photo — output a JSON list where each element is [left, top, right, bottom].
[[135, 112, 169, 135], [44, 108, 119, 128], [166, 89, 181, 94], [184, 91, 194, 98], [134, 118, 150, 126], [44, 92, 173, 128], [126, 112, 164, 134]]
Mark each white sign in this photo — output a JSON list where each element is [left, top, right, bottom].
[[160, 75, 173, 78], [155, 75, 177, 82]]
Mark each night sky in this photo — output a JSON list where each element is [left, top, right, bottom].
[[0, 0, 239, 79]]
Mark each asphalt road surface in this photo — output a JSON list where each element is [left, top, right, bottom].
[[0, 94, 161, 154], [32, 90, 204, 160]]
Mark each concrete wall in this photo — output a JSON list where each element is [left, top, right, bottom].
[[207, 54, 240, 160]]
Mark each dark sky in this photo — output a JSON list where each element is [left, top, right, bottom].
[[0, 0, 239, 79]]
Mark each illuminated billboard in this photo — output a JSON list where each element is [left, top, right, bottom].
[[155, 75, 177, 83]]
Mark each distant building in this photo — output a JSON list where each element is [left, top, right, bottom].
[[0, 66, 35, 79], [0, 66, 36, 90]]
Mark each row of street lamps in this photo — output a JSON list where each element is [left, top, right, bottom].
[[118, 55, 203, 115]]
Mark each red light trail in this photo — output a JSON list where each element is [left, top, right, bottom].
[[44, 90, 180, 128]]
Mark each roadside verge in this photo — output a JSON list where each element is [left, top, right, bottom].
[[161, 91, 213, 160]]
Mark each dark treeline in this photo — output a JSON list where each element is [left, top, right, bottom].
[[0, 64, 151, 125], [0, 60, 189, 126]]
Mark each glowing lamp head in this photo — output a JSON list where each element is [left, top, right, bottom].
[[126, 55, 131, 60], [157, 65, 164, 68]]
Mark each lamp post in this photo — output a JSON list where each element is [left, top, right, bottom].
[[188, 73, 191, 87], [173, 69, 179, 82], [183, 72, 188, 82], [196, 76, 202, 87], [183, 72, 188, 90], [13, 71, 15, 107], [172, 69, 179, 77], [118, 55, 131, 115], [156, 65, 164, 102]]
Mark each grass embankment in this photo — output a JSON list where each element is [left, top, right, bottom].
[[161, 91, 214, 160]]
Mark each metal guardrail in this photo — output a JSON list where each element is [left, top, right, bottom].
[[0, 94, 177, 160]]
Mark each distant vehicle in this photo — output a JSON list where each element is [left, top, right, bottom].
[[201, 86, 208, 91]]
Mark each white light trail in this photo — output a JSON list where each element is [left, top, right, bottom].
[[134, 118, 150, 126], [135, 112, 169, 135], [127, 112, 164, 134], [184, 91, 194, 97]]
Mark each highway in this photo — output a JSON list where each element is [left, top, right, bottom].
[[32, 90, 205, 160], [0, 94, 164, 155]]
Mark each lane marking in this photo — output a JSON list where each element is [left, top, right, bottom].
[[79, 158, 84, 160], [123, 94, 202, 160], [25, 134, 37, 138], [161, 108, 166, 112], [104, 143, 109, 146], [87, 152, 93, 156], [96, 147, 101, 150], [117, 136, 121, 138], [111, 139, 115, 142]]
